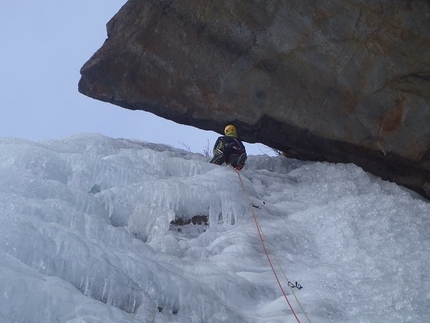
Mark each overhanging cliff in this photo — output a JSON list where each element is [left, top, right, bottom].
[[79, 0, 430, 198]]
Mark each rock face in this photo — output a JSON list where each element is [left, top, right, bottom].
[[79, 0, 430, 198]]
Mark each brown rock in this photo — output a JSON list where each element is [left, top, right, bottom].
[[79, 0, 430, 199]]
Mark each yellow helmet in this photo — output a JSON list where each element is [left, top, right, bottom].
[[224, 124, 237, 137]]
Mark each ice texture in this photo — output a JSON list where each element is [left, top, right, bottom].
[[0, 133, 429, 323]]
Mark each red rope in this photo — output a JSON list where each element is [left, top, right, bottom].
[[233, 168, 302, 323]]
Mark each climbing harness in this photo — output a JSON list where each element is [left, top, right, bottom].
[[231, 166, 312, 323]]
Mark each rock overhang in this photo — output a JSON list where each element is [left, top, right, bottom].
[[79, 0, 430, 199]]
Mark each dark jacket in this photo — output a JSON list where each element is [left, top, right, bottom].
[[210, 136, 247, 170]]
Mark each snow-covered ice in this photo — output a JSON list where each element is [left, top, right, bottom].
[[1, 133, 429, 323]]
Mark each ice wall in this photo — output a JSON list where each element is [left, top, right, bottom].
[[0, 133, 429, 323]]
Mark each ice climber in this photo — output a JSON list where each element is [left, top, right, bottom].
[[210, 124, 247, 170]]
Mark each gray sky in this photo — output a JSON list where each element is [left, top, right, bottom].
[[0, 0, 273, 155]]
